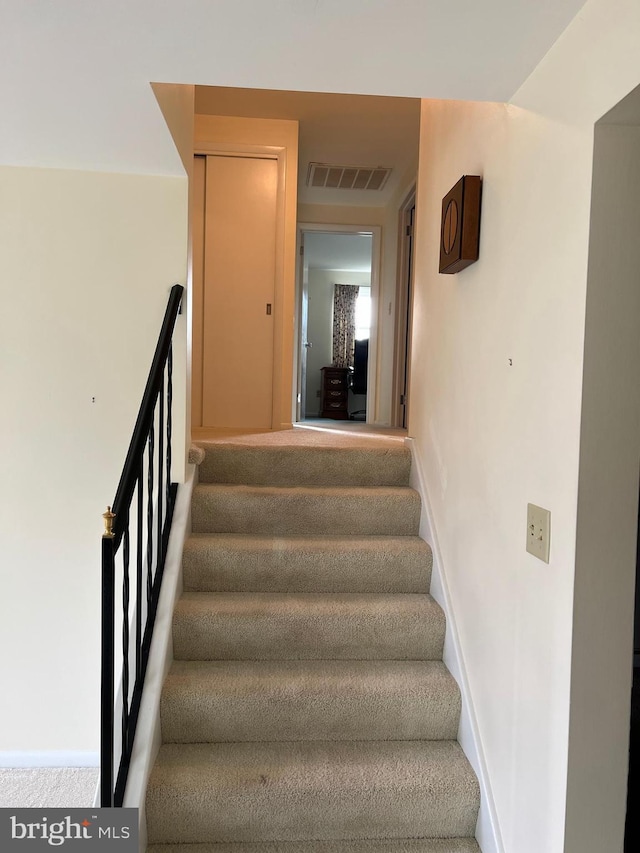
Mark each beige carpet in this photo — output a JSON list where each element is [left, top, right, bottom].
[[146, 431, 480, 851], [147, 843, 480, 853], [0, 768, 97, 808], [193, 421, 407, 447]]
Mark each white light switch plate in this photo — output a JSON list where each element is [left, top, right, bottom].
[[527, 503, 551, 563]]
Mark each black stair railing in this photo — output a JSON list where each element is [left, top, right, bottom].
[[101, 284, 184, 807]]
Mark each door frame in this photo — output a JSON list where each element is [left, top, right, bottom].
[[192, 141, 287, 431], [295, 222, 382, 424], [392, 186, 416, 428]]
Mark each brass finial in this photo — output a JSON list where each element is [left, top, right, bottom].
[[103, 506, 115, 538]]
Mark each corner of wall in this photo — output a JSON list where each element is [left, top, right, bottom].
[[405, 436, 505, 853], [151, 81, 195, 479]]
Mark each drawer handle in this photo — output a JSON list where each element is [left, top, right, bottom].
[[330, 403, 341, 408], [330, 391, 341, 397], [330, 379, 341, 385]]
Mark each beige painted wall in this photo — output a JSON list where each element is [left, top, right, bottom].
[[298, 204, 385, 229], [409, 1, 640, 850], [413, 98, 581, 853], [0, 166, 188, 755], [194, 115, 298, 431]]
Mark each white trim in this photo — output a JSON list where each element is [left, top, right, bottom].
[[392, 185, 416, 429], [294, 227, 305, 423], [114, 464, 197, 850], [194, 141, 284, 160], [0, 752, 99, 768], [295, 222, 382, 425], [405, 436, 505, 853]]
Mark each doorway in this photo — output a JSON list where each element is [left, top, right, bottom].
[[296, 225, 380, 424]]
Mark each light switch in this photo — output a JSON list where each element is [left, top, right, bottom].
[[527, 503, 550, 563]]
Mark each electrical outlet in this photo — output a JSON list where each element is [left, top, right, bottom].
[[316, 390, 321, 398], [526, 503, 550, 563]]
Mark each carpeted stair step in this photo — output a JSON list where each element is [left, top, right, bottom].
[[145, 740, 480, 844], [147, 838, 481, 852], [146, 433, 481, 850], [172, 592, 445, 661], [182, 534, 432, 593], [191, 485, 421, 536], [160, 660, 460, 743], [196, 443, 412, 487]]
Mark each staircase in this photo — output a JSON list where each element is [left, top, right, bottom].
[[145, 431, 480, 852]]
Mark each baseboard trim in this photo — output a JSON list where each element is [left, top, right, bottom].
[[405, 436, 505, 853], [0, 752, 99, 768]]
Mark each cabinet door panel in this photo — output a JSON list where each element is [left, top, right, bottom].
[[202, 155, 277, 429]]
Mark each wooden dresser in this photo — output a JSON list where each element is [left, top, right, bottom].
[[320, 366, 350, 419]]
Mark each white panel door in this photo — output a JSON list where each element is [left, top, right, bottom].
[[201, 154, 277, 428]]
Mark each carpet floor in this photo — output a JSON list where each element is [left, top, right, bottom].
[[146, 427, 480, 852], [0, 768, 98, 808]]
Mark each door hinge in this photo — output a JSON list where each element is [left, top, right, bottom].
[[400, 394, 407, 405], [406, 225, 413, 237]]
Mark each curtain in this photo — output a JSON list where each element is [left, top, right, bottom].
[[332, 284, 359, 368]]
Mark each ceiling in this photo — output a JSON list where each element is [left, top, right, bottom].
[[304, 233, 373, 273], [0, 0, 588, 175], [195, 86, 420, 207]]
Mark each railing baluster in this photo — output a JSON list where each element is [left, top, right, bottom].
[[157, 376, 165, 570], [101, 284, 183, 808], [166, 346, 173, 508], [101, 526, 115, 808], [122, 519, 130, 757], [136, 465, 143, 682], [146, 420, 155, 606]]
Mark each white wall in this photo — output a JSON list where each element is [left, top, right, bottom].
[[564, 119, 640, 853], [152, 83, 195, 475], [412, 99, 581, 852], [304, 270, 370, 415], [305, 268, 334, 416], [0, 166, 188, 755], [409, 1, 640, 850]]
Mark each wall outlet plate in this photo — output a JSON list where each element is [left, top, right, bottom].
[[527, 503, 551, 563]]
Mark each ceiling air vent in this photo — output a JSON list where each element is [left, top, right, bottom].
[[307, 162, 392, 191]]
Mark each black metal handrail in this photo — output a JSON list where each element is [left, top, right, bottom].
[[101, 284, 184, 807]]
